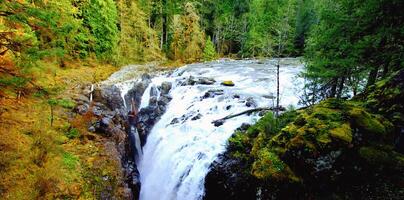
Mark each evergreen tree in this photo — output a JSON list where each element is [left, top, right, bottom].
[[82, 0, 119, 61], [203, 36, 217, 61], [303, 0, 404, 102], [117, 0, 162, 64]]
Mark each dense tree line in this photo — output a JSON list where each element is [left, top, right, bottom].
[[302, 0, 403, 105], [1, 0, 402, 98], [0, 0, 315, 67]]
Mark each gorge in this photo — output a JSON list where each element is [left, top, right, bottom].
[[105, 58, 304, 199]]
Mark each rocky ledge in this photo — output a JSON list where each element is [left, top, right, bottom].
[[204, 70, 404, 200]]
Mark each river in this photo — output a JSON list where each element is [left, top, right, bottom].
[[114, 58, 304, 200]]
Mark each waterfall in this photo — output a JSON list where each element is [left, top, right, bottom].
[[132, 59, 304, 200]]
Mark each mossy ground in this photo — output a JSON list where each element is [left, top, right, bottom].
[[0, 58, 125, 199]]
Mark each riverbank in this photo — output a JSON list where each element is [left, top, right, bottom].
[[0, 59, 177, 199]]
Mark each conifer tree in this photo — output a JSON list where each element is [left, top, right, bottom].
[[203, 36, 217, 61]]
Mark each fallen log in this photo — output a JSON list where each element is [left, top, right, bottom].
[[212, 107, 273, 127]]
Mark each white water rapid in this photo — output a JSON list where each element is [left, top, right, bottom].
[[117, 59, 304, 200]]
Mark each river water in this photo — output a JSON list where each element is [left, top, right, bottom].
[[115, 58, 304, 200]]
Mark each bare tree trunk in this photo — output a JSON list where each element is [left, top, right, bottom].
[[366, 66, 379, 88], [276, 59, 280, 117], [336, 76, 345, 98], [50, 105, 54, 127], [276, 30, 282, 117]]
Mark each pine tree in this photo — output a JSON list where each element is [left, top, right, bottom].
[[82, 0, 119, 61], [181, 2, 205, 63], [117, 0, 162, 64], [203, 36, 217, 61]]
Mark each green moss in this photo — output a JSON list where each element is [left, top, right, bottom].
[[359, 146, 404, 169], [349, 108, 386, 135], [316, 133, 332, 145], [329, 123, 352, 143], [63, 152, 79, 170], [229, 131, 251, 152], [65, 128, 80, 139], [251, 133, 266, 157], [251, 148, 285, 179], [57, 99, 76, 109], [312, 107, 342, 122]]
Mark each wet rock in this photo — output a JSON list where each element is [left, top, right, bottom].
[[245, 97, 257, 108], [150, 86, 159, 97], [233, 94, 240, 99], [158, 95, 172, 106], [88, 126, 96, 133], [237, 123, 251, 132], [170, 118, 180, 125], [191, 114, 203, 121], [125, 74, 152, 108], [203, 89, 224, 99], [221, 80, 235, 87], [226, 105, 232, 110], [213, 120, 224, 127], [182, 76, 216, 86], [204, 153, 257, 200], [160, 82, 172, 95], [199, 77, 216, 85], [75, 104, 89, 115], [99, 85, 125, 110]]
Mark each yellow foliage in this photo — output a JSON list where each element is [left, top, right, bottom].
[[0, 61, 123, 199]]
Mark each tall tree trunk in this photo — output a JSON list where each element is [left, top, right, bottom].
[[276, 60, 280, 116], [382, 64, 389, 77], [329, 78, 338, 98], [336, 76, 345, 98], [366, 66, 379, 88]]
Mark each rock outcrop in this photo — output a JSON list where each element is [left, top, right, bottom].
[[74, 83, 142, 200], [204, 70, 404, 199]]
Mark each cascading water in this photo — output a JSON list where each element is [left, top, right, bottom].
[[117, 59, 304, 200]]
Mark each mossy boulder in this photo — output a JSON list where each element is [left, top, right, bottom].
[[212, 97, 401, 199], [359, 146, 404, 170], [329, 123, 352, 143], [349, 108, 386, 136]]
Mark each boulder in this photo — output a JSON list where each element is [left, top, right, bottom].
[[160, 82, 172, 95], [221, 80, 235, 87], [245, 97, 257, 107], [203, 89, 224, 99]]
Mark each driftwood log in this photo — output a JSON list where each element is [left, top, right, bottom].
[[212, 107, 274, 127]]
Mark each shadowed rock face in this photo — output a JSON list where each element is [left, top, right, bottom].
[[136, 81, 173, 146], [124, 74, 152, 109], [74, 83, 142, 200]]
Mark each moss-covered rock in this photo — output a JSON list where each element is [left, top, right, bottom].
[[206, 71, 404, 199], [329, 123, 352, 143], [349, 108, 386, 136]]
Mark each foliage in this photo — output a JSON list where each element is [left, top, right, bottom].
[[203, 36, 217, 61], [82, 0, 119, 61], [117, 0, 162, 64], [65, 128, 81, 139], [62, 152, 79, 170], [303, 0, 404, 102]]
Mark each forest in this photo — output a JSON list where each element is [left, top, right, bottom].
[[1, 0, 402, 98], [0, 0, 403, 199]]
